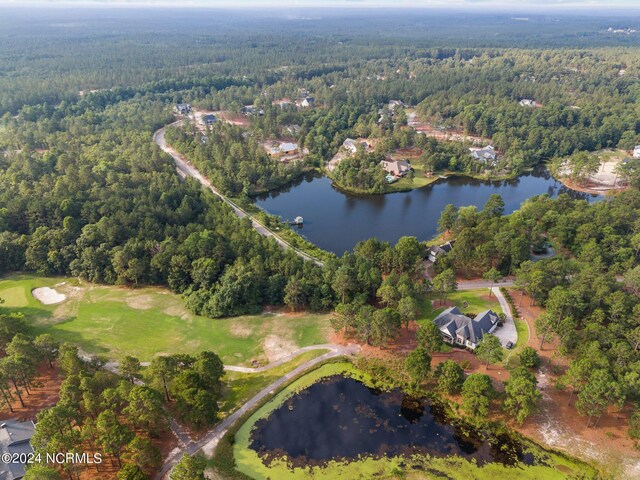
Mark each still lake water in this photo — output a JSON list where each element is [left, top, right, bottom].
[[255, 169, 599, 255], [250, 375, 537, 467]]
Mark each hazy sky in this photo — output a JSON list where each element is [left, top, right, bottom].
[[1, 0, 640, 9]]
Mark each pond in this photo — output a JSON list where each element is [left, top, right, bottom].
[[255, 169, 600, 255], [249, 375, 538, 468]]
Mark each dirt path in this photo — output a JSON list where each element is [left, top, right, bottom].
[[154, 343, 359, 479], [153, 122, 323, 267]]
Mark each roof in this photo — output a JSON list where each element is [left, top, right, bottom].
[[433, 307, 498, 345], [429, 241, 454, 257], [469, 145, 497, 161], [280, 142, 298, 152], [202, 114, 216, 123], [0, 420, 35, 480], [380, 159, 411, 176]]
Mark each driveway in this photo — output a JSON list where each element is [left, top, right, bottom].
[[490, 286, 517, 348]]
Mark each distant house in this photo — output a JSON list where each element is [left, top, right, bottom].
[[284, 124, 301, 136], [274, 98, 293, 109], [388, 100, 406, 111], [242, 105, 264, 116], [266, 142, 299, 156], [380, 159, 411, 177], [427, 240, 455, 263], [469, 145, 498, 162], [633, 145, 640, 159], [175, 103, 191, 115], [519, 99, 537, 107], [202, 114, 216, 126], [0, 420, 36, 480], [300, 96, 315, 108], [433, 307, 499, 350], [343, 138, 369, 154]]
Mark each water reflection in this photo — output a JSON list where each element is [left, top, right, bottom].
[[250, 376, 540, 468], [255, 169, 599, 255]]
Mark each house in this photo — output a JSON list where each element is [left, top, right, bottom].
[[265, 142, 299, 156], [283, 124, 301, 136], [274, 98, 292, 109], [433, 307, 499, 350], [175, 103, 191, 115], [427, 240, 454, 263], [388, 100, 406, 111], [519, 99, 537, 107], [242, 105, 264, 116], [380, 159, 411, 177], [0, 420, 36, 480], [469, 145, 497, 162], [202, 114, 216, 126], [300, 96, 315, 108], [633, 145, 640, 159]]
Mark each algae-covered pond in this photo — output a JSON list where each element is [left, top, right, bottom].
[[232, 363, 598, 480]]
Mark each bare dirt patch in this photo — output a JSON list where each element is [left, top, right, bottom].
[[230, 323, 254, 338], [263, 334, 298, 363], [557, 149, 630, 194], [32, 286, 66, 305], [125, 294, 154, 310]]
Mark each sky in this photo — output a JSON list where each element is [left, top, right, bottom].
[[1, 0, 639, 9]]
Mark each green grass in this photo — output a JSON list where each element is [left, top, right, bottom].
[[232, 363, 597, 480], [220, 349, 329, 415], [0, 273, 331, 364], [416, 289, 503, 327]]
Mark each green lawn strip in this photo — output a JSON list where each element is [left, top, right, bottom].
[[416, 289, 503, 327], [231, 362, 596, 480], [0, 274, 331, 364], [219, 350, 329, 416]]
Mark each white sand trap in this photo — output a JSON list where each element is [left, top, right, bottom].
[[32, 287, 66, 305]]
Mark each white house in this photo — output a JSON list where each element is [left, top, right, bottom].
[[519, 99, 537, 107], [469, 145, 498, 162], [633, 145, 640, 159]]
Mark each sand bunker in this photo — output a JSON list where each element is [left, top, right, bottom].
[[32, 287, 66, 305]]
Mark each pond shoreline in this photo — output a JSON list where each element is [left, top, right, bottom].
[[232, 362, 598, 480]]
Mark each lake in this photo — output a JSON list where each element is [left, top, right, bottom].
[[255, 169, 599, 255], [249, 375, 538, 467]]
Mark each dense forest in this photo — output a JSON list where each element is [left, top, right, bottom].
[[1, 7, 640, 464]]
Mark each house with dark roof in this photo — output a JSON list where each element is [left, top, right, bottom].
[[0, 420, 35, 480], [300, 97, 315, 108], [433, 307, 499, 350], [202, 114, 216, 126], [380, 159, 411, 177], [427, 240, 454, 263]]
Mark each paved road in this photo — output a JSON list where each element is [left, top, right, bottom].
[[153, 123, 323, 267], [457, 278, 515, 290], [154, 343, 359, 479]]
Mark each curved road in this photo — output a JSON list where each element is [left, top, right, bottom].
[[153, 123, 323, 267], [154, 343, 359, 479]]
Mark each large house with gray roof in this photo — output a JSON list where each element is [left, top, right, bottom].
[[0, 419, 35, 480], [433, 306, 499, 350]]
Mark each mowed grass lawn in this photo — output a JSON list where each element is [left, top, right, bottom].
[[0, 274, 331, 364], [415, 289, 503, 327]]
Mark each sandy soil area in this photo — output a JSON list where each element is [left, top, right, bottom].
[[32, 286, 66, 305], [262, 334, 298, 363], [0, 364, 63, 422], [558, 150, 630, 194], [407, 111, 491, 145]]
